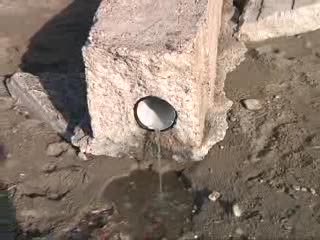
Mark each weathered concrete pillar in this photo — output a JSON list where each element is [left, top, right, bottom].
[[82, 0, 239, 161], [239, 0, 320, 42]]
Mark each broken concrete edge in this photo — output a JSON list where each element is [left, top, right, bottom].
[[5, 72, 88, 150], [192, 0, 247, 161], [0, 75, 11, 98], [238, 0, 320, 42]]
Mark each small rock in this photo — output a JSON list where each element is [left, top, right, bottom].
[[78, 152, 88, 161], [301, 187, 308, 192], [293, 185, 301, 191], [232, 204, 242, 217], [310, 188, 317, 195], [11, 127, 18, 133], [46, 142, 70, 157], [241, 99, 263, 111], [42, 163, 57, 173], [47, 193, 60, 200], [273, 95, 280, 100], [219, 145, 224, 150], [229, 116, 237, 122], [208, 191, 221, 202]]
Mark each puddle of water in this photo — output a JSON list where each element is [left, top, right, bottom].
[[102, 170, 193, 239], [0, 183, 16, 240]]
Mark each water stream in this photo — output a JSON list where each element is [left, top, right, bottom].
[[155, 129, 163, 197]]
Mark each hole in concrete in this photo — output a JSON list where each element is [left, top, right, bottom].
[[134, 96, 177, 131]]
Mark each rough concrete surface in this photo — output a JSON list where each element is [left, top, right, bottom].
[[83, 0, 244, 161], [239, 0, 320, 42], [6, 72, 90, 144]]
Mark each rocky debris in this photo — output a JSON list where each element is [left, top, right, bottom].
[[7, 73, 69, 136], [42, 163, 57, 173], [208, 191, 221, 202], [241, 99, 263, 111], [232, 204, 242, 217], [238, 0, 320, 42], [78, 151, 88, 161], [13, 105, 30, 118], [0, 76, 10, 97], [46, 141, 70, 157]]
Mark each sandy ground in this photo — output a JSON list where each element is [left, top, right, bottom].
[[1, 0, 320, 239]]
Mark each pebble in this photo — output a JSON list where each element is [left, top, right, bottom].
[[293, 185, 301, 191], [219, 145, 224, 150], [242, 99, 263, 111], [0, 76, 9, 97], [273, 95, 280, 100], [46, 142, 70, 157], [229, 116, 237, 122], [232, 204, 242, 217], [78, 152, 88, 161], [208, 191, 221, 202], [47, 193, 60, 200], [301, 187, 308, 192], [42, 163, 57, 173], [310, 188, 316, 195]]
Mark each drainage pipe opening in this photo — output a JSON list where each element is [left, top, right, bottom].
[[134, 96, 177, 131]]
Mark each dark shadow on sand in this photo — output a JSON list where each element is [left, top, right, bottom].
[[20, 0, 102, 136]]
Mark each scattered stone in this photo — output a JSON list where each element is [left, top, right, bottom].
[[0, 76, 10, 97], [232, 204, 242, 218], [301, 187, 308, 192], [208, 191, 221, 202], [46, 142, 70, 157], [42, 163, 57, 173], [273, 95, 280, 100], [219, 145, 225, 150], [239, 0, 320, 42], [78, 152, 88, 161], [47, 193, 61, 200], [241, 99, 263, 111], [6, 72, 81, 139], [310, 188, 317, 195], [293, 185, 301, 191], [230, 116, 237, 122]]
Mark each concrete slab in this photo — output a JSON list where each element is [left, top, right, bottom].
[[6, 72, 90, 148], [83, 0, 245, 161], [239, 0, 320, 42]]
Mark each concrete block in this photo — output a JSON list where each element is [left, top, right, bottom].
[[239, 0, 320, 42], [83, 0, 244, 161], [6, 72, 89, 147], [7, 73, 68, 135]]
